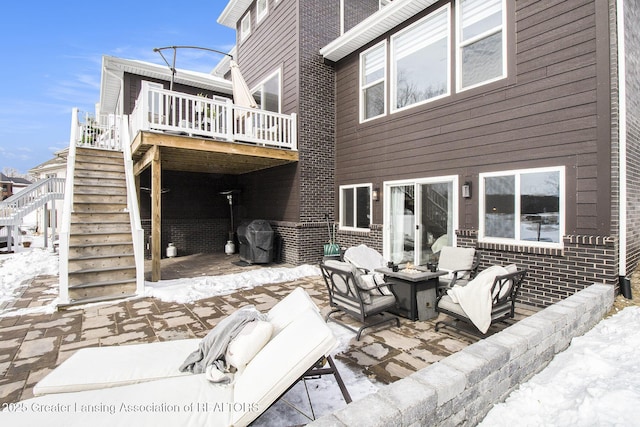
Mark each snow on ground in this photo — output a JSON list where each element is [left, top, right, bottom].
[[479, 305, 640, 427], [2, 241, 640, 425], [143, 264, 321, 304]]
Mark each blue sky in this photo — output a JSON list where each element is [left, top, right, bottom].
[[0, 1, 236, 175]]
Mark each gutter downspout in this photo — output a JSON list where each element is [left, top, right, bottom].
[[617, 0, 627, 279]]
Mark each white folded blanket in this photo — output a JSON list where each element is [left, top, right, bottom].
[[447, 265, 509, 333]]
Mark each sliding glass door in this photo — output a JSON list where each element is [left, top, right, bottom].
[[385, 177, 457, 265]]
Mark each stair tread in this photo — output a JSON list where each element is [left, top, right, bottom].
[[68, 278, 136, 290], [70, 241, 133, 248], [69, 265, 136, 275], [69, 253, 135, 261], [59, 293, 138, 308]]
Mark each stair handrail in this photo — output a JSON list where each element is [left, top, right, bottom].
[[0, 178, 65, 225], [120, 115, 145, 295], [59, 107, 80, 305]]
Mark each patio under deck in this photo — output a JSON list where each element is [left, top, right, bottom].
[[131, 130, 299, 283]]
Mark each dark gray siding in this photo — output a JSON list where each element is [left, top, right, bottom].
[[235, 0, 302, 222], [236, 0, 340, 224], [334, 0, 611, 237]]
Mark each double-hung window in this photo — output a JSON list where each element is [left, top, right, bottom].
[[480, 167, 564, 247], [360, 41, 386, 122], [240, 13, 251, 41], [340, 184, 372, 231], [391, 5, 450, 112], [457, 0, 506, 90], [257, 0, 268, 23]]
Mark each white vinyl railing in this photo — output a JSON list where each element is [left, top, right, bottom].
[[120, 115, 145, 294], [74, 110, 122, 151], [130, 85, 297, 150], [0, 178, 65, 226], [59, 109, 79, 304]]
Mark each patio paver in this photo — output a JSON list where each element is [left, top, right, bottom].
[[0, 253, 539, 406]]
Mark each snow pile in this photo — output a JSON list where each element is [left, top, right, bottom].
[[0, 248, 58, 307], [479, 306, 640, 426], [143, 264, 321, 303]]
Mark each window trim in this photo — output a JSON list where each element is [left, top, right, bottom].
[[240, 12, 251, 41], [256, 0, 269, 24], [359, 40, 387, 123], [339, 183, 373, 232], [390, 4, 451, 114], [250, 68, 282, 113], [478, 166, 565, 249], [455, 0, 507, 92]]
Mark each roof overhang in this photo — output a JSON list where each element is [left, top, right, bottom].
[[100, 56, 233, 114], [212, 46, 237, 78], [218, 0, 253, 28], [320, 0, 438, 63]]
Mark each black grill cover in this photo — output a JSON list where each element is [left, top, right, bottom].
[[237, 220, 274, 264]]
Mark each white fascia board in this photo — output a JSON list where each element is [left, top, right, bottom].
[[320, 0, 438, 62], [99, 56, 233, 114], [218, 0, 254, 28]]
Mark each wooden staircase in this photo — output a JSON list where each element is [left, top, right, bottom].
[[64, 147, 137, 306]]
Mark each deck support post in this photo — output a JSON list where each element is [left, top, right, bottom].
[[151, 146, 162, 282]]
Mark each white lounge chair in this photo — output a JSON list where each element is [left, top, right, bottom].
[[3, 288, 349, 427]]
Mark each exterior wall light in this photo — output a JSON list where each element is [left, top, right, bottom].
[[462, 182, 472, 198]]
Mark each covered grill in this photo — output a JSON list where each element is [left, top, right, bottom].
[[237, 220, 274, 264]]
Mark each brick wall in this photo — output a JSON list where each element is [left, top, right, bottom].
[[457, 229, 618, 308], [623, 0, 640, 275], [142, 218, 229, 259], [298, 1, 339, 223]]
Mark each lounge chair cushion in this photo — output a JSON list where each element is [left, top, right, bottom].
[[9, 299, 336, 427], [233, 308, 335, 426], [267, 287, 319, 335], [33, 287, 317, 397], [225, 320, 273, 373], [33, 339, 200, 396]]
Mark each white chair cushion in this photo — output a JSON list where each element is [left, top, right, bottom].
[[438, 246, 475, 276], [226, 320, 273, 373]]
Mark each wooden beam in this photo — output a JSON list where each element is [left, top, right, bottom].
[[151, 146, 162, 282], [133, 145, 157, 176], [141, 132, 299, 162]]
